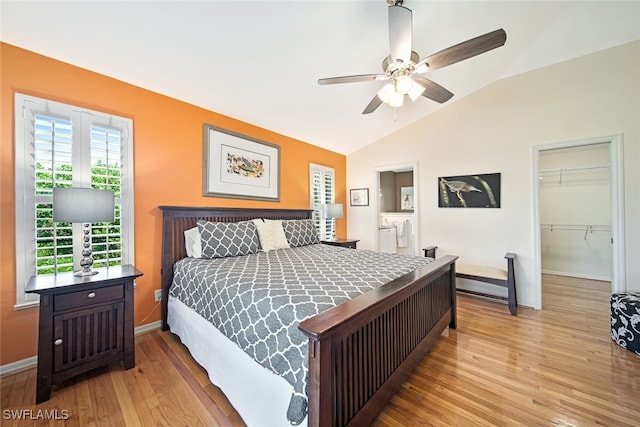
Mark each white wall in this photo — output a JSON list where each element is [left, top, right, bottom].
[[347, 41, 640, 307]]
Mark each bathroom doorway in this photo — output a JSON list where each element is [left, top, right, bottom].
[[373, 162, 419, 256]]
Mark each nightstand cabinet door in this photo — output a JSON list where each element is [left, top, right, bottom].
[[53, 302, 124, 373]]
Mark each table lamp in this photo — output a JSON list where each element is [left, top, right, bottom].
[[53, 187, 115, 276], [323, 203, 344, 241]]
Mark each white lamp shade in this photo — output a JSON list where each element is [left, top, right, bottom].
[[388, 91, 404, 108], [377, 83, 395, 103], [53, 187, 115, 223], [323, 203, 344, 219], [408, 82, 426, 101]]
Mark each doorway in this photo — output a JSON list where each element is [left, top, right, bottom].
[[532, 135, 626, 309], [373, 162, 419, 256]]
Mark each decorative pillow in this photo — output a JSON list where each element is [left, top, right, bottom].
[[253, 219, 290, 252], [197, 220, 259, 259], [283, 219, 320, 247], [184, 227, 202, 258]]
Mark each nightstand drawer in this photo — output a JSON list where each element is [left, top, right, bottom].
[[54, 284, 123, 312]]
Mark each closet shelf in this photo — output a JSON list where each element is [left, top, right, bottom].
[[541, 223, 610, 240], [539, 165, 610, 175], [538, 164, 609, 185]]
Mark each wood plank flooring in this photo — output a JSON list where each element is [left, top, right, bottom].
[[2, 274, 639, 426]]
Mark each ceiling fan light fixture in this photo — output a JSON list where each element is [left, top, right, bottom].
[[377, 82, 395, 103], [408, 82, 425, 101], [388, 90, 404, 108], [395, 74, 414, 94]]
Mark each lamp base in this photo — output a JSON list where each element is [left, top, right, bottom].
[[75, 223, 99, 277], [73, 269, 99, 277]]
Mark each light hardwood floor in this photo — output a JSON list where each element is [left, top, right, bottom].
[[2, 275, 639, 426]]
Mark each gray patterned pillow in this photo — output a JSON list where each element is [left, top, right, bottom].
[[197, 220, 259, 259], [282, 219, 320, 247]]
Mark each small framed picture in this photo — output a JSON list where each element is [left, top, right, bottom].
[[401, 186, 414, 210], [350, 188, 369, 206]]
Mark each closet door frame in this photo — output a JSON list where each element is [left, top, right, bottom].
[[532, 134, 626, 310]]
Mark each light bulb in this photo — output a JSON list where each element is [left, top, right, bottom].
[[395, 75, 414, 95]]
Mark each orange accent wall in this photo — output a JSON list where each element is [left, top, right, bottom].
[[0, 43, 346, 366]]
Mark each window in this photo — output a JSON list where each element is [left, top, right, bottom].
[[14, 94, 134, 308], [309, 163, 335, 240]]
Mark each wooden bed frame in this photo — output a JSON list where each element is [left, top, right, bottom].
[[159, 206, 458, 427]]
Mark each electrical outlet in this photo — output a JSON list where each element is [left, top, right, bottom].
[[154, 289, 162, 302]]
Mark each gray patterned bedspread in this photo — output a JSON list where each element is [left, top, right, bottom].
[[169, 244, 433, 425]]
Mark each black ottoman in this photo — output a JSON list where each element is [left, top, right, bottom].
[[610, 292, 640, 355]]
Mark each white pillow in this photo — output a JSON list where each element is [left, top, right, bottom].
[[184, 227, 202, 258], [252, 219, 290, 252]]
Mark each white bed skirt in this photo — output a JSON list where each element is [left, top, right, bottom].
[[168, 296, 308, 427]]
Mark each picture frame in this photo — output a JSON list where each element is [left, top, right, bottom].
[[400, 186, 414, 210], [350, 188, 369, 206], [438, 172, 501, 208], [203, 123, 280, 201]]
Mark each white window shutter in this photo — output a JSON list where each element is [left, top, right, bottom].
[[309, 163, 336, 240], [14, 94, 134, 308]]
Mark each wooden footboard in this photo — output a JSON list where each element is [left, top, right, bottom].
[[159, 206, 457, 427], [299, 255, 457, 427]]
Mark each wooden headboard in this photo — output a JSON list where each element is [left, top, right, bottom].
[[158, 206, 313, 330]]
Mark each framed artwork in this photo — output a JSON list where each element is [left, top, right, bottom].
[[400, 186, 414, 210], [350, 188, 369, 206], [203, 124, 280, 201], [438, 172, 501, 208]]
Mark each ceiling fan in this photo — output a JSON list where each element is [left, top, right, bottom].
[[318, 0, 507, 114]]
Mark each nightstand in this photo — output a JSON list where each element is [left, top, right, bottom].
[[25, 264, 143, 403], [321, 238, 359, 249]]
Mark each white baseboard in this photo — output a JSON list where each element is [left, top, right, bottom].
[[542, 269, 611, 282], [0, 321, 163, 377], [0, 356, 37, 377], [135, 320, 161, 335]]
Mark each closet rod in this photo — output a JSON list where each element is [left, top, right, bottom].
[[539, 165, 609, 185], [541, 223, 610, 240], [539, 164, 610, 175]]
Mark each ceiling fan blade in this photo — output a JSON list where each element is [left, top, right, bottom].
[[413, 77, 454, 103], [318, 74, 388, 85], [389, 4, 412, 64], [362, 95, 383, 114], [421, 28, 506, 71]]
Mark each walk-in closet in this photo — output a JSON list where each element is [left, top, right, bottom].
[[538, 143, 611, 281]]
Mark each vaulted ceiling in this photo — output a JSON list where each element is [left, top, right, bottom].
[[2, 1, 639, 154]]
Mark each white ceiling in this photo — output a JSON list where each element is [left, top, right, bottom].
[[2, 1, 640, 155]]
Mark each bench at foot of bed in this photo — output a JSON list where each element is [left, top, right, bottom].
[[423, 248, 517, 315]]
